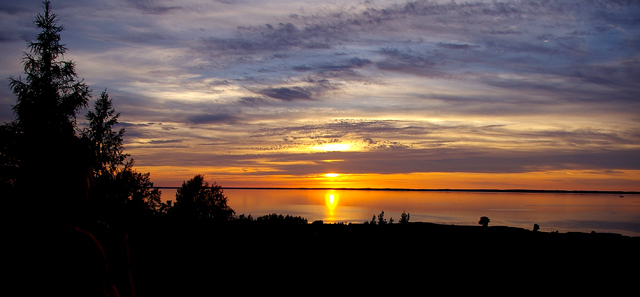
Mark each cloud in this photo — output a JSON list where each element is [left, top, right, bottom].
[[126, 0, 183, 14], [436, 43, 481, 50], [375, 47, 446, 78], [238, 96, 269, 107], [233, 146, 640, 176], [202, 21, 349, 54], [258, 86, 313, 101], [147, 139, 182, 144], [188, 113, 238, 125], [2, 0, 639, 189]]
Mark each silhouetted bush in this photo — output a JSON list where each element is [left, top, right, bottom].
[[479, 216, 490, 227]]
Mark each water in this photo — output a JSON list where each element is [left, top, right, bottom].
[[160, 188, 640, 237]]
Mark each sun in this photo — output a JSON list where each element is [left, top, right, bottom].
[[325, 173, 340, 177]]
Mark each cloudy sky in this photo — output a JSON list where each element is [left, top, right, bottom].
[[1, 0, 639, 190]]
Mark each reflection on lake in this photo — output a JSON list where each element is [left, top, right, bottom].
[[160, 188, 640, 237]]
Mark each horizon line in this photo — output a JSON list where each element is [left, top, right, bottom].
[[153, 186, 639, 195]]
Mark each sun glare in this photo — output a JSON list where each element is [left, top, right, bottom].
[[312, 143, 352, 152], [325, 173, 340, 177]]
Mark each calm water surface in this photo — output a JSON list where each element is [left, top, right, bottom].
[[160, 188, 640, 237]]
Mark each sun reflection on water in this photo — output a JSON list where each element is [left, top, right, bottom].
[[325, 191, 339, 222]]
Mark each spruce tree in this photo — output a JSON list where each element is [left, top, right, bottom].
[[83, 89, 130, 178], [5, 1, 92, 213], [9, 0, 90, 137]]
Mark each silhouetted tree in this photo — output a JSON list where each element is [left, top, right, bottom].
[[0, 122, 21, 192], [9, 0, 89, 137], [4, 5, 139, 297], [400, 211, 410, 224], [4, 0, 93, 201], [82, 89, 129, 178], [85, 159, 162, 225], [479, 216, 490, 227], [533, 224, 540, 232], [4, 0, 92, 212], [256, 213, 308, 225], [377, 211, 387, 225], [170, 175, 235, 222], [115, 165, 162, 216], [79, 89, 163, 224]]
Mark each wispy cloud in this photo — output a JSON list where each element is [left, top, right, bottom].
[[1, 0, 639, 189]]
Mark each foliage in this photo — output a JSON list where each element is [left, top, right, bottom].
[[1, 1, 163, 225], [400, 211, 410, 224], [81, 89, 159, 223], [377, 211, 387, 225], [82, 89, 130, 178], [369, 214, 376, 225], [8, 0, 89, 138], [2, 1, 94, 208], [88, 161, 162, 223], [255, 213, 308, 225], [366, 211, 394, 225], [115, 164, 162, 216], [0, 122, 21, 191], [236, 214, 254, 222], [170, 175, 235, 222], [479, 216, 490, 227]]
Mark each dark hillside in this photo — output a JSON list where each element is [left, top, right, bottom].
[[127, 221, 639, 296]]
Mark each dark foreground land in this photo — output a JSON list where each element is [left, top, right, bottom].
[[120, 221, 639, 296]]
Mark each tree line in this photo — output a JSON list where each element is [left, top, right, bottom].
[[0, 1, 241, 228]]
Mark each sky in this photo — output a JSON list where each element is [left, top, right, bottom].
[[1, 0, 639, 191]]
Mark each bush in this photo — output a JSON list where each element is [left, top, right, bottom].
[[479, 216, 490, 227]]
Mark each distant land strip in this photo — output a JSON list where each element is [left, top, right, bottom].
[[153, 187, 639, 195]]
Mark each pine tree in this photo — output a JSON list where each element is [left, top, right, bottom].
[[83, 89, 130, 178], [5, 1, 92, 206], [9, 0, 90, 137], [82, 90, 163, 223]]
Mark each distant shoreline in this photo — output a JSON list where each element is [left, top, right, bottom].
[[153, 186, 639, 195]]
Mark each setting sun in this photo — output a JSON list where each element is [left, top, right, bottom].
[[325, 173, 340, 177]]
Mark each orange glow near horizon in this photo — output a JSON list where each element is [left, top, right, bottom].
[[137, 164, 640, 192]]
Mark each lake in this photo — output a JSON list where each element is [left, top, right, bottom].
[[159, 188, 640, 237]]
